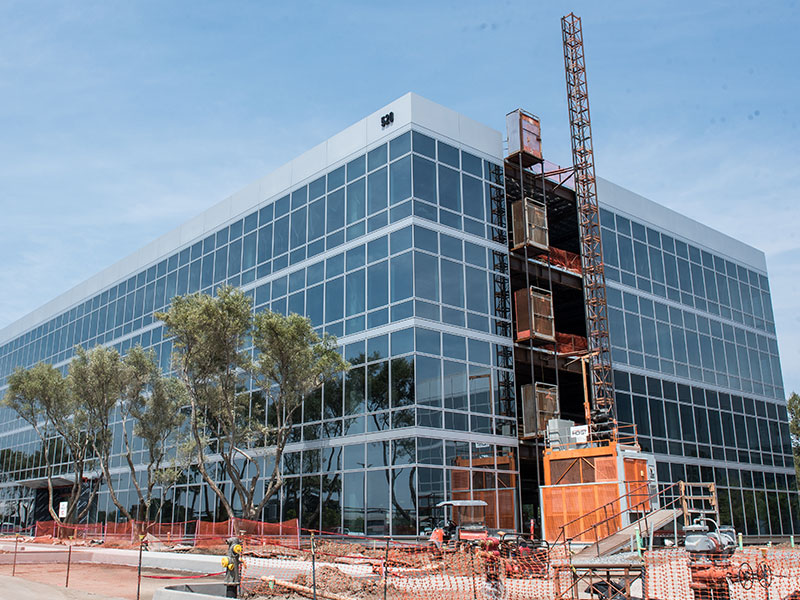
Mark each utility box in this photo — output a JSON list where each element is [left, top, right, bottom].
[[514, 287, 555, 342], [506, 109, 543, 167], [511, 197, 549, 251], [521, 383, 559, 438]]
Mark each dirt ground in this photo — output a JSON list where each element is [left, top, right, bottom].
[[0, 562, 225, 600]]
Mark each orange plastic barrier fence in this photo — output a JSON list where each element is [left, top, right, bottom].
[[242, 541, 800, 600], [644, 547, 800, 600], [34, 521, 103, 539], [242, 534, 565, 600], [31, 517, 299, 548]]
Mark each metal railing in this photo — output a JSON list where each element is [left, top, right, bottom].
[[553, 480, 684, 555]]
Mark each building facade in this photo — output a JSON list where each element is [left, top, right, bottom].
[[0, 93, 793, 537], [598, 179, 796, 537]]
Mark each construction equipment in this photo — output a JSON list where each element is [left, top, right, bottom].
[[683, 519, 774, 599], [561, 12, 615, 437], [539, 423, 659, 544], [514, 287, 555, 342], [430, 500, 489, 544]]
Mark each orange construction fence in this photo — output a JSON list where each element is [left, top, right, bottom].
[[241, 536, 800, 600], [644, 547, 800, 600], [31, 517, 300, 548]]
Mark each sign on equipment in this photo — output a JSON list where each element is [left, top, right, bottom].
[[570, 425, 589, 444]]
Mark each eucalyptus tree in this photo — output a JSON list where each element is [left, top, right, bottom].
[[121, 346, 188, 521], [250, 310, 348, 521], [3, 363, 97, 525], [72, 344, 186, 523], [158, 286, 348, 521]]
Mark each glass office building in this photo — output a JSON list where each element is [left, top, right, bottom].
[[597, 179, 796, 537], [0, 93, 793, 536], [0, 94, 517, 536]]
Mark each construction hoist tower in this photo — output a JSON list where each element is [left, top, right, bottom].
[[561, 13, 615, 439], [535, 14, 668, 551]]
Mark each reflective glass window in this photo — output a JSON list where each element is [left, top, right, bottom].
[[413, 156, 436, 203], [347, 155, 365, 182], [325, 276, 344, 322], [462, 174, 483, 220], [346, 269, 365, 316], [390, 156, 411, 205], [416, 355, 442, 407], [327, 189, 345, 232], [368, 144, 387, 170], [347, 179, 366, 224], [367, 261, 389, 310], [438, 165, 461, 212], [368, 167, 387, 215], [465, 267, 488, 313], [391, 252, 413, 302], [308, 198, 325, 240], [413, 131, 435, 158], [441, 259, 464, 308], [414, 251, 439, 302], [273, 215, 289, 255]]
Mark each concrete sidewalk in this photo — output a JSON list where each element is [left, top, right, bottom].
[[0, 574, 126, 600], [0, 540, 224, 573]]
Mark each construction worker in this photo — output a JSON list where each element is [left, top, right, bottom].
[[430, 526, 444, 550]]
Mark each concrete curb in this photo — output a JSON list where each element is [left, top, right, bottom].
[[152, 582, 229, 599]]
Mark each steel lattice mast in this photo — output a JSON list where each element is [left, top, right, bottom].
[[561, 13, 615, 432]]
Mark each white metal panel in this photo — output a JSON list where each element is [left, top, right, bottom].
[[597, 177, 766, 272]]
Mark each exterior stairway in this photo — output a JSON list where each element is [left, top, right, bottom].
[[561, 481, 718, 560], [573, 507, 680, 558]]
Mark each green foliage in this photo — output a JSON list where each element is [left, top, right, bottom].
[[123, 345, 186, 471], [4, 363, 68, 433], [5, 344, 186, 524], [3, 362, 95, 524], [787, 391, 800, 478], [70, 343, 186, 521], [70, 345, 127, 456], [158, 286, 349, 520], [252, 310, 349, 439], [252, 311, 349, 511]]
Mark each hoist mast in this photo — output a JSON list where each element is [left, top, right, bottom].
[[561, 13, 615, 438]]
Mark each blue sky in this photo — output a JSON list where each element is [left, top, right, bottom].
[[0, 1, 798, 394]]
